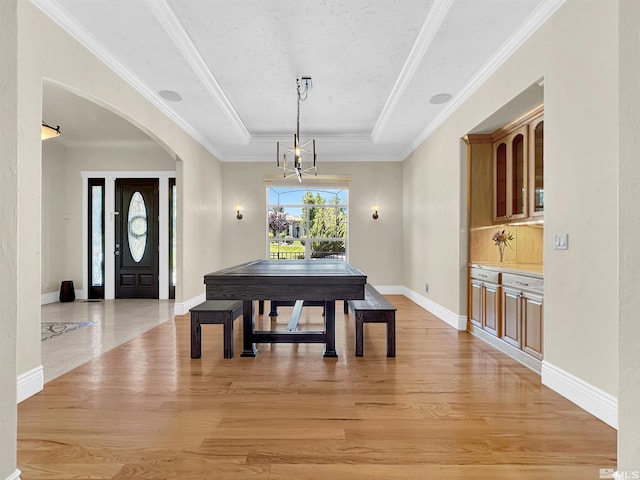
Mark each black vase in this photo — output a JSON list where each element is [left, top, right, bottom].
[[59, 280, 75, 303]]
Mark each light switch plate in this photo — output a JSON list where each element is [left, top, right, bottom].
[[554, 233, 569, 250]]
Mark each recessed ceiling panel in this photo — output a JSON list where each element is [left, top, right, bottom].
[[168, 0, 434, 135], [35, 0, 554, 161]]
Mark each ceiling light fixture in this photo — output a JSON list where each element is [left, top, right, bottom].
[[158, 90, 183, 102], [429, 93, 452, 105], [276, 77, 317, 182], [41, 121, 61, 140]]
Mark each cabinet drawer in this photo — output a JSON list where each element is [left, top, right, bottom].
[[502, 273, 543, 294], [470, 268, 500, 283]]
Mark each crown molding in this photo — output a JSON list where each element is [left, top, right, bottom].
[[64, 139, 161, 149], [144, 0, 251, 144], [371, 0, 454, 143], [31, 0, 225, 160], [402, 0, 566, 160], [250, 133, 375, 145], [222, 152, 403, 163]]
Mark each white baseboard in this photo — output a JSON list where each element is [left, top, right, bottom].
[[41, 288, 86, 305], [542, 360, 618, 429], [17, 365, 43, 403], [40, 291, 58, 305], [5, 469, 21, 480], [402, 287, 466, 330], [174, 293, 206, 316]]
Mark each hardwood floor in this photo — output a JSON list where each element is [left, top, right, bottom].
[[18, 296, 616, 479]]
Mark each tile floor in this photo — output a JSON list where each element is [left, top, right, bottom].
[[40, 299, 175, 383]]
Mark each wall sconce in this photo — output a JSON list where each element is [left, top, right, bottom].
[[235, 204, 243, 220], [372, 205, 379, 220]]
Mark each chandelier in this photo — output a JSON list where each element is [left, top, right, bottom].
[[276, 77, 317, 182]]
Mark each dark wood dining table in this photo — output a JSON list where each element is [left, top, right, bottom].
[[203, 259, 367, 357]]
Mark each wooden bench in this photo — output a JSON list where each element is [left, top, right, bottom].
[[348, 284, 397, 357], [190, 300, 243, 359]]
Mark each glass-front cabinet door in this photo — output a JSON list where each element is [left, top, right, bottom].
[[493, 126, 528, 222], [529, 116, 544, 217]]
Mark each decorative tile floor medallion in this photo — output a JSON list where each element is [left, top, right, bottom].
[[41, 321, 95, 342]]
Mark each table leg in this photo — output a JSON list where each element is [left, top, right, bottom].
[[241, 299, 258, 357], [323, 300, 338, 357]]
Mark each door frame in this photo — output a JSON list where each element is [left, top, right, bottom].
[[82, 170, 175, 300]]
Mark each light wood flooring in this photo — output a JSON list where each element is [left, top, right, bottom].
[[18, 296, 616, 479]]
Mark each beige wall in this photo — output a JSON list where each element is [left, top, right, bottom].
[[0, 0, 18, 476], [403, 0, 619, 400], [41, 141, 68, 294], [403, 126, 468, 313], [618, 0, 640, 469], [41, 142, 176, 294], [221, 162, 403, 286], [180, 149, 223, 300], [17, 1, 222, 378], [542, 0, 618, 397]]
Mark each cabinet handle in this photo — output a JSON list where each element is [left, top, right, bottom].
[[514, 281, 529, 286], [478, 273, 488, 278]]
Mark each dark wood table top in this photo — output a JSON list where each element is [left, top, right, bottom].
[[204, 259, 367, 301], [205, 259, 366, 284]]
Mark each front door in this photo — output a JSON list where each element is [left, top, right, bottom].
[[115, 178, 159, 298]]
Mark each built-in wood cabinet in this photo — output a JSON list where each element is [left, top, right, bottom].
[[493, 126, 527, 222], [492, 108, 545, 223], [529, 116, 544, 218], [501, 285, 521, 348], [465, 104, 543, 228], [521, 290, 543, 359], [500, 272, 544, 360], [466, 104, 545, 367], [470, 268, 501, 337], [470, 267, 543, 361]]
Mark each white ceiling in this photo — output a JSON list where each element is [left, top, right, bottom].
[[36, 0, 558, 162]]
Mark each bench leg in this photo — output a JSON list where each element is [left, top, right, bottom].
[[223, 317, 234, 359], [191, 314, 202, 359], [386, 317, 396, 357], [355, 315, 364, 357]]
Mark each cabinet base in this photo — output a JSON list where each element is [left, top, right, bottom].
[[467, 323, 542, 374]]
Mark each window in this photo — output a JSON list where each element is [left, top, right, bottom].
[[169, 177, 176, 299], [88, 178, 105, 299], [267, 187, 348, 260]]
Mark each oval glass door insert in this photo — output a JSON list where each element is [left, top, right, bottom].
[[128, 191, 148, 263]]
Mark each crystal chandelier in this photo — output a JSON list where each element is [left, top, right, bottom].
[[276, 77, 317, 182]]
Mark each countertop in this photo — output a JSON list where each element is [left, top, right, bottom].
[[469, 263, 543, 278]]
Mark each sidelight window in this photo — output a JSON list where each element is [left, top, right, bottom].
[[88, 178, 105, 299]]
